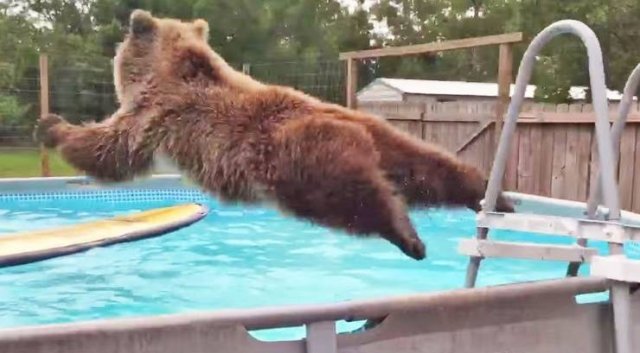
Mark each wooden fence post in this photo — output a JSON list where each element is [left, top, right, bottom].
[[346, 58, 358, 109], [496, 43, 513, 145], [340, 32, 522, 111], [39, 54, 51, 177], [496, 43, 513, 185]]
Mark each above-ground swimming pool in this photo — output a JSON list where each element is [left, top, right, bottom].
[[0, 176, 638, 341]]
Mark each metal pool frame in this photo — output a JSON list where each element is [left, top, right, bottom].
[[1, 19, 639, 353]]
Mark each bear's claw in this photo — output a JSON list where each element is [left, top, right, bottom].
[[399, 237, 427, 260]]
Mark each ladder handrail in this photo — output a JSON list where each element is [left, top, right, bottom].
[[464, 20, 634, 353], [567, 63, 640, 276], [586, 63, 640, 218], [465, 19, 622, 289], [482, 20, 620, 218]]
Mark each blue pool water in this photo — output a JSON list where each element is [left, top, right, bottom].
[[0, 189, 635, 340]]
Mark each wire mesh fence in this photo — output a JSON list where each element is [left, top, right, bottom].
[[47, 55, 117, 125], [0, 53, 349, 176], [0, 126, 34, 147], [0, 57, 348, 131], [246, 59, 346, 105], [0, 60, 41, 146]]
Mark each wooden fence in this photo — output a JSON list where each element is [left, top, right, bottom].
[[358, 101, 640, 213]]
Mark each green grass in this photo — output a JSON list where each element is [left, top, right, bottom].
[[0, 149, 77, 178]]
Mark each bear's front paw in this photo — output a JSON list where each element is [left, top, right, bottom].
[[495, 193, 516, 213], [399, 237, 427, 261], [34, 114, 67, 148]]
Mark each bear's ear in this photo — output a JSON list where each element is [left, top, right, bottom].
[[129, 9, 156, 37], [193, 19, 209, 41]]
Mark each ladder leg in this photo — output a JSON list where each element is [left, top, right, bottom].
[[465, 227, 489, 288], [611, 281, 633, 353], [608, 243, 634, 353], [465, 257, 482, 288]]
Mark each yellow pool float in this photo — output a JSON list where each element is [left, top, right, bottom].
[[0, 203, 208, 267]]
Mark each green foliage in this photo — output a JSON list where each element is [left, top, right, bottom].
[[0, 95, 31, 126], [1, 0, 640, 127], [0, 150, 76, 177], [0, 62, 36, 126]]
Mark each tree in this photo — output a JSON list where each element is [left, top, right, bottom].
[[2, 0, 638, 124], [365, 0, 521, 84]]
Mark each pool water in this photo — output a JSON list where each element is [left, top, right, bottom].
[[0, 191, 636, 340]]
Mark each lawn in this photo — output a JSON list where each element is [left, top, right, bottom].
[[0, 149, 77, 178]]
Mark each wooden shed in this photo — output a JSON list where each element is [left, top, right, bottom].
[[356, 78, 626, 105]]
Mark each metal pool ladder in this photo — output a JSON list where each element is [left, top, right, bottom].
[[457, 20, 640, 353]]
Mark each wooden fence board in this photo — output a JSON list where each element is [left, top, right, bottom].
[[391, 121, 423, 139], [436, 123, 450, 149], [422, 121, 432, 145], [537, 104, 564, 198], [517, 125, 534, 194], [563, 126, 581, 200], [576, 126, 593, 201], [551, 126, 568, 199], [504, 128, 520, 191], [459, 127, 493, 174], [529, 125, 544, 195], [481, 127, 493, 175], [526, 103, 554, 197], [537, 125, 555, 197], [430, 123, 441, 144], [446, 122, 457, 151], [618, 127, 637, 210], [435, 123, 449, 151]]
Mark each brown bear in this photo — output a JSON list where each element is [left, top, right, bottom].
[[36, 10, 513, 261]]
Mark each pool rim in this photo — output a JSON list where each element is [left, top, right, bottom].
[[2, 174, 640, 224]]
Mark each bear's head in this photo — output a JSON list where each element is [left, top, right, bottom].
[[113, 10, 263, 108]]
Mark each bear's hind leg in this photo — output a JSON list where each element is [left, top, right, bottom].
[[374, 133, 515, 213], [271, 118, 426, 260]]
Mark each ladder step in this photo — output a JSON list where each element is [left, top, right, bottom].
[[477, 212, 640, 244], [458, 239, 598, 262], [590, 255, 640, 283]]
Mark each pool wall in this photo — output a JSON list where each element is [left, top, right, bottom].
[[0, 174, 192, 194], [4, 174, 640, 224], [0, 276, 637, 353], [0, 175, 209, 203]]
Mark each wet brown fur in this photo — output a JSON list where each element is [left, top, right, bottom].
[[36, 10, 514, 261]]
